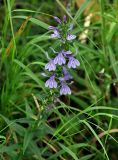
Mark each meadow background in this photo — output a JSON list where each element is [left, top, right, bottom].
[[0, 0, 118, 159]]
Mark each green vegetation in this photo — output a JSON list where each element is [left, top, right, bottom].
[[0, 0, 118, 159]]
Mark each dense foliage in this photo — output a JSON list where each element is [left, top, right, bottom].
[[0, 0, 118, 159]]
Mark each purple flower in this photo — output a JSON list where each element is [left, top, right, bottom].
[[54, 52, 66, 65], [68, 24, 73, 31], [63, 67, 72, 80], [51, 30, 60, 38], [63, 50, 72, 56], [59, 67, 72, 81], [53, 16, 61, 24], [60, 82, 71, 95], [45, 75, 57, 88], [44, 15, 79, 95], [67, 34, 76, 41], [45, 60, 56, 71], [63, 15, 67, 23], [68, 56, 80, 69], [48, 26, 57, 30]]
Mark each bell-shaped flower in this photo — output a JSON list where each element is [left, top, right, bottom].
[[51, 30, 60, 38], [48, 26, 57, 30], [53, 16, 61, 24], [68, 24, 73, 31], [62, 67, 73, 80], [45, 75, 57, 88], [54, 52, 66, 65], [60, 82, 71, 95], [67, 34, 76, 41], [63, 15, 67, 23], [45, 60, 56, 71], [68, 56, 80, 68]]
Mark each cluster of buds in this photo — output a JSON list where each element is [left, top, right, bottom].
[[45, 15, 80, 95]]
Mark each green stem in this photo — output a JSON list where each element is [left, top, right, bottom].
[[100, 0, 108, 66], [7, 0, 17, 60], [105, 115, 112, 144]]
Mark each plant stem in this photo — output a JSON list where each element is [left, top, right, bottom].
[[100, 0, 108, 67]]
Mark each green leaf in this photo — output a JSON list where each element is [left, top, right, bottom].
[[28, 35, 50, 44], [74, 0, 91, 20], [0, 135, 6, 146], [58, 143, 79, 160], [13, 15, 49, 29], [14, 59, 46, 92], [81, 120, 109, 160], [108, 46, 118, 80], [23, 131, 33, 154], [79, 154, 95, 160], [106, 22, 117, 43]]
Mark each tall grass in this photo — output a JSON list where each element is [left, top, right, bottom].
[[0, 0, 118, 159]]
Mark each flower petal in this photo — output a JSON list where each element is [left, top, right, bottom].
[[45, 75, 57, 89], [68, 57, 80, 69], [67, 34, 76, 41], [51, 30, 60, 38], [53, 16, 61, 24], [63, 15, 67, 23], [60, 82, 71, 95], [54, 53, 66, 65], [45, 60, 56, 71]]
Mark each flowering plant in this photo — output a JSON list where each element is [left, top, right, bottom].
[[45, 15, 80, 96]]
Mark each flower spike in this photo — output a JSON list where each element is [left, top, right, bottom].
[[45, 15, 80, 95]]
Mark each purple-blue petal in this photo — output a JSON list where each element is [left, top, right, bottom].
[[63, 15, 67, 22], [45, 60, 56, 71], [68, 24, 73, 31], [63, 67, 73, 80], [67, 34, 76, 41], [54, 52, 66, 65], [51, 30, 60, 38], [45, 75, 57, 88], [48, 26, 56, 30], [60, 82, 71, 95], [68, 57, 80, 69], [53, 16, 61, 24]]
